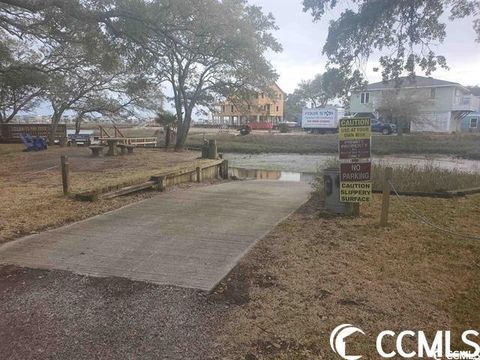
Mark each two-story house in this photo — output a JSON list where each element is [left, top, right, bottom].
[[349, 76, 480, 133], [212, 84, 285, 126]]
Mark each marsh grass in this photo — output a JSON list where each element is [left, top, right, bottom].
[[185, 132, 480, 159], [372, 164, 480, 192], [315, 162, 480, 193]]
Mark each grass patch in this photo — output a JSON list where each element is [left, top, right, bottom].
[[0, 145, 201, 242], [185, 132, 480, 159], [214, 193, 480, 359], [0, 144, 24, 155]]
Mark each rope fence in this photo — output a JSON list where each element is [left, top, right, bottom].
[[388, 179, 480, 241]]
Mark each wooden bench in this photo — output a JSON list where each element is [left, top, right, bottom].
[[89, 145, 104, 157], [117, 143, 135, 155]]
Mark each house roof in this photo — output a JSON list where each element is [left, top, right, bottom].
[[273, 82, 286, 95], [366, 76, 468, 92]]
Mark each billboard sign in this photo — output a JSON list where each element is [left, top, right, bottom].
[[302, 108, 338, 128]]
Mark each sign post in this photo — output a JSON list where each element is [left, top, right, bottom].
[[338, 118, 372, 211]]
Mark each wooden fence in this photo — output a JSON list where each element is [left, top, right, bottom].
[[98, 137, 158, 147], [0, 124, 67, 143]]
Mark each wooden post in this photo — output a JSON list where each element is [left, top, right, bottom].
[[201, 145, 209, 159], [221, 160, 229, 179], [61, 155, 70, 196], [345, 202, 359, 217], [156, 176, 166, 192], [196, 167, 202, 183], [380, 167, 393, 227], [208, 139, 217, 159], [352, 203, 360, 217], [165, 127, 171, 148]]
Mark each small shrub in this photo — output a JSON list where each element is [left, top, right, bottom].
[[278, 123, 291, 133]]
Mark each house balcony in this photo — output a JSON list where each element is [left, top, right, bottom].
[[452, 95, 480, 112]]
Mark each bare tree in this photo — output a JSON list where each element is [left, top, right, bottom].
[[376, 90, 427, 134], [0, 39, 46, 123]]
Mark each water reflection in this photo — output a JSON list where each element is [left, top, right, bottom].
[[229, 167, 315, 182]]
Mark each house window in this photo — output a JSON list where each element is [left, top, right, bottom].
[[222, 105, 225, 112], [430, 88, 436, 99], [231, 105, 234, 112], [360, 92, 370, 104], [276, 106, 279, 112], [261, 93, 264, 99], [248, 105, 251, 111], [471, 118, 478, 128]]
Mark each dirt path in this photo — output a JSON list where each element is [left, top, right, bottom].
[[0, 266, 226, 360]]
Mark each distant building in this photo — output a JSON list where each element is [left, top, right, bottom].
[[349, 76, 480, 133], [212, 83, 285, 125]]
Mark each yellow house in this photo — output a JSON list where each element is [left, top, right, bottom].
[[212, 84, 285, 125]]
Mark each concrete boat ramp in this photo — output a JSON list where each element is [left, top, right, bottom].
[[0, 180, 310, 291]]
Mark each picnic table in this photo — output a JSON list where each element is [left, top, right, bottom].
[[106, 139, 120, 156], [117, 143, 135, 155]]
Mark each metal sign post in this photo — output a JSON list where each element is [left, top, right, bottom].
[[338, 118, 372, 209]]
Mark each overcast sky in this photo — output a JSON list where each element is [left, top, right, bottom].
[[250, 0, 480, 93]]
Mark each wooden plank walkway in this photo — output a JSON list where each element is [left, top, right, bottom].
[[0, 180, 310, 291]]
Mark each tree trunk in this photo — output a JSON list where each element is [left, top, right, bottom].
[[49, 109, 64, 144], [165, 126, 171, 148], [175, 129, 185, 151], [175, 110, 193, 151], [396, 119, 404, 136], [75, 117, 82, 134]]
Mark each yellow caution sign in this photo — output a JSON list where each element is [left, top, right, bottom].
[[339, 118, 371, 141], [340, 181, 372, 202]]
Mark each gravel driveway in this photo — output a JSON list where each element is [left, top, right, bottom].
[[0, 265, 227, 360]]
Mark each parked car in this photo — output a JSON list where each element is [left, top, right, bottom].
[[371, 119, 397, 135], [67, 133, 92, 146]]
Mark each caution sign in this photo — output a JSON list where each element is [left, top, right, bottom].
[[340, 182, 372, 202], [339, 118, 371, 140], [339, 118, 371, 160]]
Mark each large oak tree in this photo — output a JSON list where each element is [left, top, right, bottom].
[[147, 0, 281, 150], [303, 0, 480, 80]]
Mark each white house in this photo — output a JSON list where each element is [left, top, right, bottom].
[[349, 76, 480, 133]]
